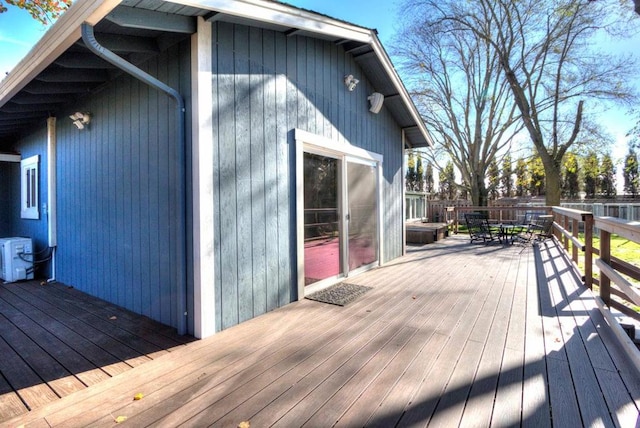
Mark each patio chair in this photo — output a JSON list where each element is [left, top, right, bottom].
[[465, 213, 499, 244], [517, 215, 554, 245]]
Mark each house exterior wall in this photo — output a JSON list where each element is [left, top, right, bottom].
[[210, 22, 405, 331], [5, 40, 193, 331]]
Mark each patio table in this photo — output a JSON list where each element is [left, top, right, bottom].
[[498, 222, 527, 244]]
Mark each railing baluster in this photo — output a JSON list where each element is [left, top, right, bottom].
[[584, 214, 593, 290], [600, 229, 611, 306]]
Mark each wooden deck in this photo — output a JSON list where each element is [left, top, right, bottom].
[[0, 280, 193, 422], [3, 234, 640, 427]]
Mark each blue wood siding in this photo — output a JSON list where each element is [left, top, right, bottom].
[[51, 40, 191, 330], [211, 23, 405, 331], [2, 129, 51, 275]]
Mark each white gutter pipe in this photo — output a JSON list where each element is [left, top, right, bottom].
[[47, 116, 57, 282]]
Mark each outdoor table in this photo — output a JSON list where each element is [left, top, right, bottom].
[[498, 223, 527, 244]]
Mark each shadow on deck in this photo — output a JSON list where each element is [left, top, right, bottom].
[[2, 234, 640, 427]]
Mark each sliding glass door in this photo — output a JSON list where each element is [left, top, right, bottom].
[[303, 152, 342, 285], [302, 151, 380, 289], [347, 159, 378, 272]]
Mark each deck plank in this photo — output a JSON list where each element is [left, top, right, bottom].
[[542, 242, 615, 426], [521, 248, 552, 428], [0, 291, 111, 387], [459, 249, 522, 427]]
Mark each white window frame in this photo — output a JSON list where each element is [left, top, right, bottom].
[[21, 155, 40, 220]]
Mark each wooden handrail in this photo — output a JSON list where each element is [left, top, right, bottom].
[[551, 207, 593, 290]]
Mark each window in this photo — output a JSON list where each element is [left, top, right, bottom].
[[21, 155, 39, 219]]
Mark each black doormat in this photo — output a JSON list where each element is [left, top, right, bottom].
[[306, 283, 372, 306]]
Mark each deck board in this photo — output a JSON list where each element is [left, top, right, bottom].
[[3, 235, 640, 427]]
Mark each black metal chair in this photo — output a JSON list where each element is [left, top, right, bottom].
[[465, 213, 499, 244], [517, 214, 554, 246]]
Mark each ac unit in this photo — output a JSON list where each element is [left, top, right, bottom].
[[0, 237, 34, 283]]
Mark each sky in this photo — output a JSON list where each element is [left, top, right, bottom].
[[0, 0, 638, 168]]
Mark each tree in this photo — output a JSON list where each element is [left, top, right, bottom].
[[500, 154, 513, 197], [415, 156, 425, 192], [425, 161, 435, 197], [583, 152, 599, 198], [599, 154, 616, 197], [0, 0, 71, 24], [423, 0, 637, 206], [514, 157, 529, 197], [395, 0, 522, 206], [438, 161, 457, 200], [623, 149, 638, 197], [406, 151, 417, 191], [529, 155, 545, 197], [488, 159, 500, 200], [562, 152, 580, 199]]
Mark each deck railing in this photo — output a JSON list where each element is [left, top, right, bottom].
[[551, 206, 594, 290], [452, 205, 640, 368]]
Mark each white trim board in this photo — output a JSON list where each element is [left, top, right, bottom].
[[0, 154, 21, 162]]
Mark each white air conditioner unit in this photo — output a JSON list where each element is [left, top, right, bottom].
[[0, 237, 34, 283]]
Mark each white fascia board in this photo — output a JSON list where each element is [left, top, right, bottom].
[[167, 0, 373, 44], [369, 38, 434, 148], [0, 0, 122, 107], [0, 153, 21, 162]]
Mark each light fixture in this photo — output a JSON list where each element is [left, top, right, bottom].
[[344, 74, 359, 91], [368, 92, 384, 114], [69, 112, 91, 129]]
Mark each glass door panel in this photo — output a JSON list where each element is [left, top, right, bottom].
[[303, 153, 342, 285], [347, 160, 378, 271]]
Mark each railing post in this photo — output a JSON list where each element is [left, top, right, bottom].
[[600, 228, 611, 304], [454, 207, 459, 233], [584, 214, 593, 290], [562, 215, 570, 251], [571, 218, 579, 264]]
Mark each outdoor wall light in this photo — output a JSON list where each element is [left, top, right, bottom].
[[344, 74, 359, 91], [69, 112, 91, 129], [368, 92, 384, 114]]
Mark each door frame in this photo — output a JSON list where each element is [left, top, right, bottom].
[[294, 129, 383, 300]]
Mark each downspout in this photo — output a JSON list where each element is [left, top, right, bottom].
[[47, 116, 57, 283], [81, 23, 188, 335]]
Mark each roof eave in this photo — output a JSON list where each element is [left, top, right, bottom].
[[369, 36, 433, 148], [0, 0, 123, 107]]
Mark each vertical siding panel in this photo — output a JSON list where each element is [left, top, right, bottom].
[[107, 84, 117, 303], [323, 41, 333, 139], [167, 44, 181, 328], [296, 37, 306, 131], [146, 59, 162, 322], [138, 79, 151, 316], [276, 32, 291, 306], [114, 78, 125, 306], [263, 30, 279, 312], [211, 23, 223, 331], [249, 27, 267, 316], [234, 24, 253, 324], [157, 53, 172, 326], [307, 38, 316, 134], [123, 74, 134, 310], [217, 22, 239, 329]]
